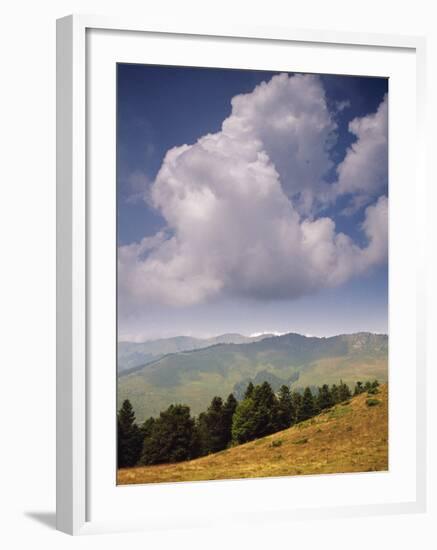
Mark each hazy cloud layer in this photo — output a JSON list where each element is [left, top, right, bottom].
[[118, 74, 388, 311]]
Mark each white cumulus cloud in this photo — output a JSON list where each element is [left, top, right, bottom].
[[334, 94, 388, 211], [118, 74, 388, 311]]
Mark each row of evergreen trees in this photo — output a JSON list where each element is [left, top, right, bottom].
[[118, 379, 379, 468]]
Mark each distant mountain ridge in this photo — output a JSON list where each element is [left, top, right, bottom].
[[118, 331, 388, 422], [118, 333, 275, 372]]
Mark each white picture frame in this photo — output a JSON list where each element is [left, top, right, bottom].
[[56, 14, 427, 535]]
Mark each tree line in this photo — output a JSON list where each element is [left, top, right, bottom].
[[118, 378, 379, 468]]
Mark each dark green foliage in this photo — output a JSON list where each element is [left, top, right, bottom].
[[252, 381, 279, 437], [222, 393, 238, 445], [231, 397, 257, 444], [277, 385, 294, 430], [141, 417, 155, 438], [366, 398, 381, 407], [331, 383, 340, 404], [196, 393, 238, 455], [141, 404, 197, 465], [291, 391, 303, 424], [196, 396, 227, 455], [232, 381, 279, 443], [119, 377, 381, 467], [299, 387, 315, 422], [206, 396, 226, 452], [195, 412, 210, 456], [338, 380, 352, 402], [117, 399, 144, 468], [364, 381, 373, 392], [354, 379, 378, 396], [316, 384, 333, 411], [244, 382, 255, 399], [367, 380, 380, 395]]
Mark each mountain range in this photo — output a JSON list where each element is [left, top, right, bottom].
[[118, 331, 388, 423], [118, 333, 275, 372]]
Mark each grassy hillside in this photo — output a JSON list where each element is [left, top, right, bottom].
[[117, 384, 388, 484], [118, 332, 388, 422], [118, 333, 273, 372]]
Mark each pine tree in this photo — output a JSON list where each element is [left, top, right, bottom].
[[208, 396, 226, 452], [199, 396, 227, 454], [140, 416, 156, 443], [338, 380, 351, 402], [331, 383, 340, 404], [232, 397, 257, 444], [316, 384, 333, 411], [291, 391, 302, 424], [354, 381, 364, 395], [117, 399, 143, 468], [252, 381, 279, 437], [277, 385, 293, 430], [244, 381, 255, 399], [141, 404, 196, 465], [222, 393, 238, 446], [299, 387, 315, 422], [232, 381, 279, 443], [365, 379, 381, 395], [195, 412, 210, 456]]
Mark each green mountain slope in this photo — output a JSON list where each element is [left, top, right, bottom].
[[118, 332, 388, 422], [118, 333, 274, 372]]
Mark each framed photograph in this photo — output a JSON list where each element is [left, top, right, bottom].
[[56, 14, 427, 535]]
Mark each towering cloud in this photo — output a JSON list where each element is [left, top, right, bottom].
[[118, 74, 388, 311], [334, 94, 388, 211]]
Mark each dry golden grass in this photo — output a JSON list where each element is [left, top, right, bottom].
[[117, 385, 388, 485]]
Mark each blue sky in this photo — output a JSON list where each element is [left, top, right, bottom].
[[117, 64, 388, 342]]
